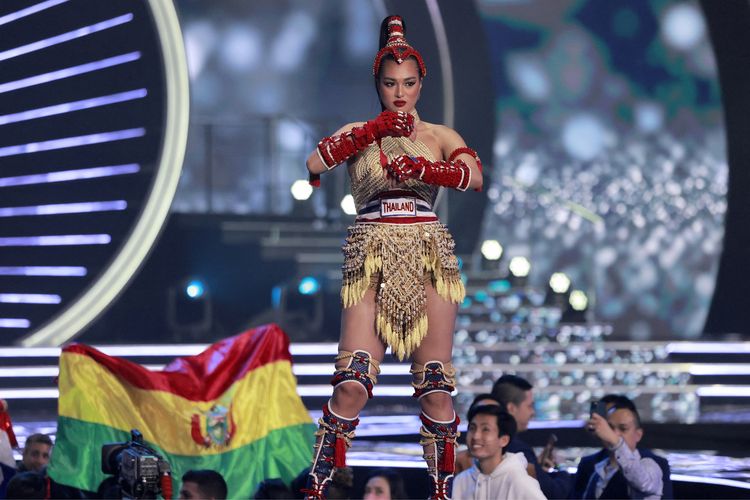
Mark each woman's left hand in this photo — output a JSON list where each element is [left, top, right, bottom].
[[385, 155, 421, 182]]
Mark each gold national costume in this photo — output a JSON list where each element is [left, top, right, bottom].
[[341, 112, 465, 361], [304, 15, 475, 500]]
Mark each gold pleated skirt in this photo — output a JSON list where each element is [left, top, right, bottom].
[[340, 222, 465, 360]]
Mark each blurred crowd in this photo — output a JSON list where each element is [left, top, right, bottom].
[[0, 373, 672, 500]]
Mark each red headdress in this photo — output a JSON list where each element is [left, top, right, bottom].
[[372, 15, 427, 78]]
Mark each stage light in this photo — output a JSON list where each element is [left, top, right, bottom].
[[340, 194, 357, 215], [509, 256, 531, 277], [271, 285, 282, 309], [290, 179, 313, 201], [488, 279, 511, 293], [298, 276, 320, 295], [549, 272, 571, 294], [569, 290, 588, 311], [185, 280, 205, 299], [561, 113, 607, 161], [169, 279, 212, 339], [481, 240, 503, 261], [661, 3, 705, 51]]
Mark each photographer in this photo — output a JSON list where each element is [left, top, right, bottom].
[[573, 395, 672, 499]]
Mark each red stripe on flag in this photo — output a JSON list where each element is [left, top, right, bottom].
[[62, 323, 292, 402]]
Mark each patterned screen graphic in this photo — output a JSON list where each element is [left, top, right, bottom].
[[0, 0, 187, 346], [478, 0, 726, 340]]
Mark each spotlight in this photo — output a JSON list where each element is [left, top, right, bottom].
[[661, 3, 705, 51], [340, 194, 357, 215], [569, 290, 588, 311], [562, 289, 589, 324], [290, 180, 313, 201], [274, 276, 325, 340], [509, 256, 531, 277], [168, 278, 212, 340], [185, 279, 205, 299], [298, 276, 320, 295], [549, 272, 571, 294], [481, 240, 503, 261]]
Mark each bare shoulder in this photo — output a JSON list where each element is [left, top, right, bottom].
[[416, 122, 457, 139], [421, 123, 462, 142]]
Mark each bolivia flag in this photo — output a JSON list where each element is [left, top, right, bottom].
[[48, 324, 315, 498]]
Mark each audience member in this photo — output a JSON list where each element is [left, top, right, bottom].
[[178, 469, 228, 500], [363, 468, 408, 499], [453, 404, 545, 499], [327, 467, 353, 499], [455, 393, 501, 474], [492, 375, 572, 499], [572, 395, 672, 499], [253, 478, 293, 499], [292, 466, 353, 499], [5, 471, 45, 499], [18, 435, 52, 474], [95, 476, 121, 499]]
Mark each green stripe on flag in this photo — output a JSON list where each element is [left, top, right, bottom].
[[49, 416, 315, 499]]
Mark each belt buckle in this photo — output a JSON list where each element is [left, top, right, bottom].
[[380, 196, 417, 218]]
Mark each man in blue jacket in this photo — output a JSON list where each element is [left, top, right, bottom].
[[572, 395, 672, 499]]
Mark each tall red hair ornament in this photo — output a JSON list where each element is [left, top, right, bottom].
[[372, 16, 427, 78]]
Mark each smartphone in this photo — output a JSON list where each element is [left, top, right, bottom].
[[589, 400, 607, 418]]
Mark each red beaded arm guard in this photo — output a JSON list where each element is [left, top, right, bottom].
[[309, 111, 414, 187], [448, 147, 483, 192], [387, 155, 472, 191], [386, 147, 482, 192]]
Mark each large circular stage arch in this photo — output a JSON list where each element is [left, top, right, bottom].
[[0, 0, 189, 347]]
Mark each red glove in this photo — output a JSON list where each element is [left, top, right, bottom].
[[317, 111, 414, 169], [386, 155, 472, 191]]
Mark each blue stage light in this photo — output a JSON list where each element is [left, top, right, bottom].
[[271, 286, 282, 308], [185, 280, 205, 299], [298, 276, 320, 295]]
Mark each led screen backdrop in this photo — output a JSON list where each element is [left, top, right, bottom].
[[477, 0, 726, 340]]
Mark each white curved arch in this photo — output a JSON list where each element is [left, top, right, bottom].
[[21, 0, 189, 346]]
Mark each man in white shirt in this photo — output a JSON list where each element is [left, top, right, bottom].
[[453, 404, 546, 500]]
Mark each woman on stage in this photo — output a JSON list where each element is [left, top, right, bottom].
[[303, 15, 483, 500]]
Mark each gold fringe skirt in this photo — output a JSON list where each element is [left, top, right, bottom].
[[340, 222, 465, 360]]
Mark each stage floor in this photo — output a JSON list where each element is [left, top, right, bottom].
[[3, 340, 750, 496]]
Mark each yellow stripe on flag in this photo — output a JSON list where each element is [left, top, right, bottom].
[[57, 351, 312, 456]]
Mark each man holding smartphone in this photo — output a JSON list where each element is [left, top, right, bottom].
[[572, 395, 672, 499]]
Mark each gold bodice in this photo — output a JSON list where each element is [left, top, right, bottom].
[[349, 115, 440, 210]]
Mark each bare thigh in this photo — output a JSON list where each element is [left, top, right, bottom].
[[412, 281, 458, 421], [338, 287, 387, 359], [330, 288, 386, 418]]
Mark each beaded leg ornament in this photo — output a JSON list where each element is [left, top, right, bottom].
[[420, 412, 460, 500], [331, 350, 381, 398], [411, 360, 457, 399], [303, 402, 359, 499]]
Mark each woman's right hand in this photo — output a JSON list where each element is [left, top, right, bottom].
[[365, 110, 414, 140]]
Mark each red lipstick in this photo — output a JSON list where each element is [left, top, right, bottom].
[[394, 100, 406, 107]]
